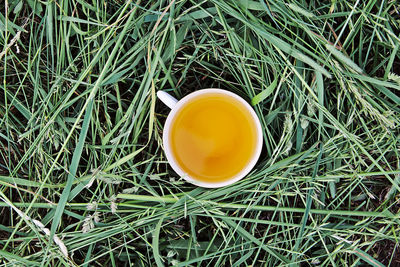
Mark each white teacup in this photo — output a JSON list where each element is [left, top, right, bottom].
[[157, 89, 263, 188]]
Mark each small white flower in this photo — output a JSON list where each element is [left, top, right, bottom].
[[82, 215, 93, 233], [300, 117, 309, 129], [149, 174, 160, 180], [167, 250, 176, 258], [283, 141, 292, 155], [170, 260, 180, 266], [110, 195, 117, 214], [311, 258, 321, 265], [307, 101, 316, 117], [122, 187, 138, 194], [93, 211, 101, 223], [98, 176, 122, 185], [86, 201, 97, 211]]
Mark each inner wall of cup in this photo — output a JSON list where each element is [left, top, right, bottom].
[[163, 89, 263, 187]]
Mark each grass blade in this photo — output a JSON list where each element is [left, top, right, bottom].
[[49, 98, 94, 240], [251, 76, 278, 105]]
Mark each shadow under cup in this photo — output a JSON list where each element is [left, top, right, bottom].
[[163, 89, 263, 188]]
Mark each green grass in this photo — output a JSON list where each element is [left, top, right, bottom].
[[1, 0, 400, 266]]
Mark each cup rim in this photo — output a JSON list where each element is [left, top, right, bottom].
[[163, 88, 263, 188]]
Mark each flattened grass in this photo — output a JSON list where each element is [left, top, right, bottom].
[[1, 0, 400, 266]]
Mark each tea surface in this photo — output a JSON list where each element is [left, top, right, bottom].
[[170, 93, 258, 182]]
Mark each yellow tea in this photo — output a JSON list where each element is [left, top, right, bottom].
[[169, 92, 258, 183]]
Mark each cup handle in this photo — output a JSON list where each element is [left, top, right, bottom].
[[157, 91, 178, 109]]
